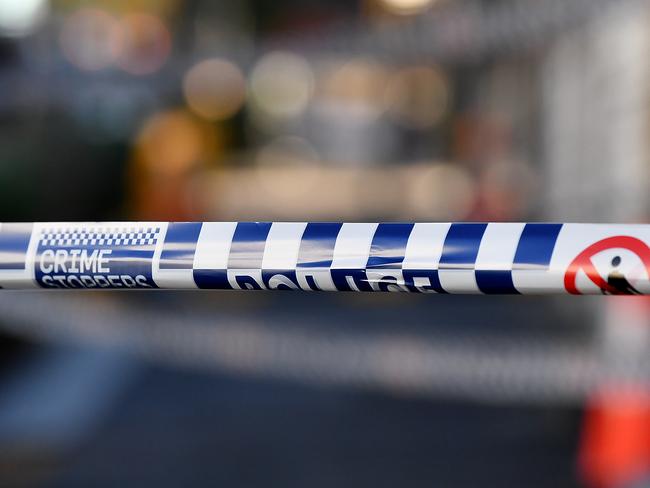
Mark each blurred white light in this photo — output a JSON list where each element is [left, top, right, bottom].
[[249, 51, 314, 120], [0, 0, 48, 37], [380, 0, 436, 15]]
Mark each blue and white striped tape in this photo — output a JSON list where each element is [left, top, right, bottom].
[[1, 222, 649, 294]]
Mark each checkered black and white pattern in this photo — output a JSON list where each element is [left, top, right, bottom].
[[39, 226, 161, 247]]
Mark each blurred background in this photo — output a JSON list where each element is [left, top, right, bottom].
[[0, 0, 649, 486]]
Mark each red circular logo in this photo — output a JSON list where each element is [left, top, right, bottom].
[[564, 236, 650, 295]]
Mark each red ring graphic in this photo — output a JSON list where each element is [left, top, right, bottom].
[[564, 236, 650, 295]]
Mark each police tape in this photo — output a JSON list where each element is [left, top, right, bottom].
[[0, 221, 648, 294]]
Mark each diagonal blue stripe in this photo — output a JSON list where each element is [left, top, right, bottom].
[[439, 223, 487, 269], [513, 223, 563, 269], [366, 223, 414, 269], [228, 222, 273, 269], [159, 223, 202, 270], [296, 223, 342, 268]]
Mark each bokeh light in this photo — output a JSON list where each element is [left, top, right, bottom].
[[379, 0, 437, 15], [0, 0, 48, 37], [384, 66, 450, 129], [131, 108, 221, 219], [183, 58, 246, 121], [134, 109, 215, 176], [114, 12, 171, 76], [249, 51, 314, 121], [59, 8, 120, 71], [321, 58, 388, 111]]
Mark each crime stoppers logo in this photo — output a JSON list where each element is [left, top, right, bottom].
[[564, 236, 650, 295], [35, 226, 160, 289]]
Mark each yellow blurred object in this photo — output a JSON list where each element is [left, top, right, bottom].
[[183, 58, 246, 121], [134, 109, 217, 176], [130, 109, 222, 220]]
